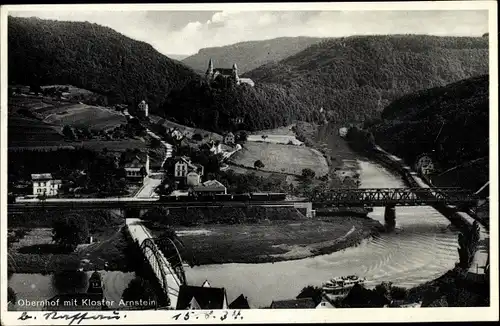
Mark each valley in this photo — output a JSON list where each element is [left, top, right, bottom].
[[5, 12, 491, 313]]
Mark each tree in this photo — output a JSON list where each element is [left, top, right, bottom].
[[121, 276, 158, 309], [150, 138, 162, 148], [192, 133, 203, 141], [301, 168, 316, 180], [238, 131, 248, 142], [297, 286, 323, 305], [254, 160, 265, 169], [52, 215, 89, 252], [62, 125, 76, 140]]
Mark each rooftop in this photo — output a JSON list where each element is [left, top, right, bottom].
[[31, 173, 53, 180], [176, 284, 227, 310]]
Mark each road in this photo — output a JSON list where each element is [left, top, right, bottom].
[[126, 218, 181, 308], [135, 175, 162, 199]]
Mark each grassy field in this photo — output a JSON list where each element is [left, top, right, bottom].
[[9, 139, 148, 151], [230, 141, 329, 176], [8, 116, 64, 143], [248, 124, 304, 145], [43, 104, 126, 130], [150, 217, 383, 265]]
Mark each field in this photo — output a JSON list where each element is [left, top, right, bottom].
[[159, 217, 383, 265], [43, 104, 126, 130], [8, 139, 148, 151], [248, 124, 304, 145], [229, 141, 329, 176], [8, 116, 64, 143]]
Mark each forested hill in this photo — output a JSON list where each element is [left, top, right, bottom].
[[182, 37, 324, 74], [8, 16, 200, 111], [370, 74, 489, 191], [243, 35, 489, 124]]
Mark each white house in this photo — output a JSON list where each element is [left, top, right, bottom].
[[339, 127, 348, 138], [31, 173, 62, 197], [223, 132, 235, 145], [124, 153, 150, 181], [174, 157, 204, 179], [138, 100, 148, 118]]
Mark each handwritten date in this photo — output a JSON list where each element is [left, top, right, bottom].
[[172, 310, 243, 321]]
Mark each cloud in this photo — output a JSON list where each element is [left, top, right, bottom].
[[8, 9, 488, 56]]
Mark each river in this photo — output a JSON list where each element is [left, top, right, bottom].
[[8, 160, 460, 310], [184, 160, 459, 308]]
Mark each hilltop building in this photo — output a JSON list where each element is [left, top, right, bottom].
[[205, 59, 255, 88], [31, 173, 62, 197]]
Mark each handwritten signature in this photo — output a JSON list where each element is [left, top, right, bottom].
[[18, 311, 123, 325], [172, 310, 243, 321]]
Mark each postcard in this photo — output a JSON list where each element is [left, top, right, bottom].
[[1, 1, 498, 325]]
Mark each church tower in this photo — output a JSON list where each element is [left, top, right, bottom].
[[232, 63, 240, 85], [206, 59, 214, 83]]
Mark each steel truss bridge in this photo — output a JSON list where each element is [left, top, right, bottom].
[[311, 187, 479, 208], [139, 234, 187, 308]]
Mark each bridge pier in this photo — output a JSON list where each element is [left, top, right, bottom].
[[384, 205, 396, 232]]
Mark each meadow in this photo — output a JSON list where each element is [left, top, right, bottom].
[[230, 141, 329, 177], [43, 104, 126, 130], [149, 216, 382, 265]]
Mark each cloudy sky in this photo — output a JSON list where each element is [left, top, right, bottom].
[[9, 8, 489, 56]]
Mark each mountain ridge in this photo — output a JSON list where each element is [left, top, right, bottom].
[[182, 36, 325, 74], [8, 16, 200, 112], [243, 34, 489, 124]]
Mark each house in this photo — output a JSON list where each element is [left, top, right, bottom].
[[189, 180, 227, 196], [174, 156, 204, 179], [137, 100, 148, 118], [316, 299, 335, 309], [209, 141, 223, 155], [124, 153, 150, 181], [269, 298, 317, 309], [186, 171, 201, 187], [31, 173, 62, 197], [176, 281, 229, 310], [170, 128, 183, 141], [223, 132, 235, 145], [229, 294, 250, 309], [339, 127, 348, 138]]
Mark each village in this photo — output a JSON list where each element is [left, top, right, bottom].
[[13, 98, 247, 203]]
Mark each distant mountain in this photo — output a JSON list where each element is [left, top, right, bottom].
[[371, 74, 489, 191], [166, 54, 191, 61], [8, 16, 200, 112], [244, 35, 489, 124], [182, 37, 325, 74]]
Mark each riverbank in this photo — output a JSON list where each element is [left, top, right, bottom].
[[7, 210, 135, 273], [146, 214, 384, 265]]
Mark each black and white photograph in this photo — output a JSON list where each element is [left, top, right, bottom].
[[1, 1, 498, 324]]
